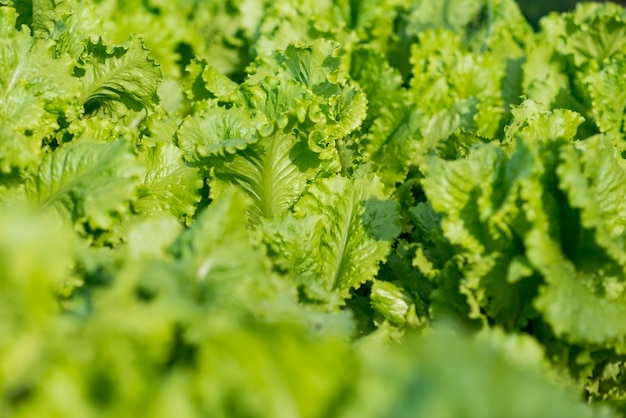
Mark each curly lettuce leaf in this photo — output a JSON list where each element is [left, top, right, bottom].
[[30, 0, 72, 41], [403, 0, 531, 145], [521, 38, 576, 109], [421, 142, 542, 329], [584, 56, 626, 136], [349, 47, 405, 136], [25, 139, 143, 231], [481, 0, 533, 55], [523, 5, 626, 131], [178, 101, 263, 161], [348, 47, 423, 188], [79, 35, 161, 116], [183, 58, 239, 103], [214, 131, 322, 222], [182, 0, 269, 76], [243, 40, 367, 157], [541, 3, 626, 69], [0, 6, 81, 173], [409, 30, 507, 140], [134, 141, 203, 221], [263, 175, 401, 306], [252, 0, 359, 59], [504, 99, 585, 144], [364, 105, 424, 188]]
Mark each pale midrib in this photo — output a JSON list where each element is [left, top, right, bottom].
[[261, 156, 274, 219], [6, 39, 32, 95], [261, 138, 280, 219], [330, 188, 355, 291], [7, 55, 25, 95]]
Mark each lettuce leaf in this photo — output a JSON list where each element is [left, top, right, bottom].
[[349, 47, 421, 188], [25, 139, 143, 231], [134, 140, 203, 221], [263, 175, 400, 306], [78, 35, 161, 116], [584, 56, 626, 136], [0, 6, 81, 173]]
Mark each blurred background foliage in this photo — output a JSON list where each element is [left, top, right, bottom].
[[519, 0, 625, 26]]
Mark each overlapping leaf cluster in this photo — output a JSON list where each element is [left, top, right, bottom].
[[1, 0, 626, 416]]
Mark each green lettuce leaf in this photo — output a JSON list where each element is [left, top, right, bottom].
[[178, 100, 263, 161], [504, 99, 585, 144], [370, 279, 419, 328], [348, 47, 422, 188], [409, 29, 507, 142], [263, 175, 401, 306], [78, 34, 161, 116], [243, 40, 367, 157], [522, 40, 573, 108], [4, 0, 626, 415], [182, 0, 268, 77], [252, 0, 357, 59], [183, 57, 239, 103], [31, 0, 72, 41], [25, 139, 143, 231], [134, 140, 202, 222], [522, 4, 626, 135], [542, 3, 626, 69], [584, 56, 626, 136], [0, 6, 81, 173]]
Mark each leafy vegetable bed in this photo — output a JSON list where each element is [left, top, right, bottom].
[[3, 0, 626, 416]]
